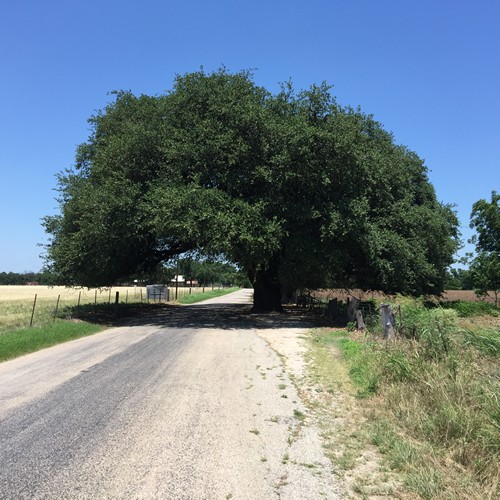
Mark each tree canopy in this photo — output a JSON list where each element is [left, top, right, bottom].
[[43, 69, 459, 310]]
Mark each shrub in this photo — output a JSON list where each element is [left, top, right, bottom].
[[441, 300, 499, 317]]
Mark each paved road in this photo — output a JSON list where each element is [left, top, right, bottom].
[[0, 289, 340, 499]]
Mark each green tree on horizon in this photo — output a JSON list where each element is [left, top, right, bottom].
[[469, 191, 500, 306]]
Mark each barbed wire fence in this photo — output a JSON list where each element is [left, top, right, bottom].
[[0, 284, 224, 333]]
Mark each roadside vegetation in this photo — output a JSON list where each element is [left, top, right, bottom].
[[0, 322, 103, 362], [305, 298, 499, 499]]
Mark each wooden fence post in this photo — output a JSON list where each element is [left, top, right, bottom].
[[326, 298, 338, 319], [355, 310, 366, 330], [380, 304, 396, 340], [348, 297, 360, 322]]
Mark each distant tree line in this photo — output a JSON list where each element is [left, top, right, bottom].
[[0, 271, 58, 286], [0, 260, 248, 288]]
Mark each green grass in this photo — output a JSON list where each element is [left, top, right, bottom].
[[312, 329, 379, 397], [441, 300, 499, 317], [177, 287, 240, 304], [0, 321, 104, 362], [338, 337, 380, 397]]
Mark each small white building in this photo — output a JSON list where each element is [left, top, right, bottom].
[[171, 275, 198, 286]]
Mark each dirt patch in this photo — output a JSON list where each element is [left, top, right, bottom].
[[442, 290, 497, 303], [259, 326, 406, 498]]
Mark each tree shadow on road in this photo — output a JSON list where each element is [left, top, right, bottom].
[[74, 302, 320, 331], [127, 303, 320, 330]]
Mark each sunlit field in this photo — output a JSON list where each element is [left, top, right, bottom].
[[0, 285, 150, 302], [0, 285, 208, 333]]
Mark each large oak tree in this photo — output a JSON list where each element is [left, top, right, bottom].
[[43, 69, 459, 310]]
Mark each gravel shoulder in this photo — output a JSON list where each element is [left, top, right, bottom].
[[0, 289, 342, 499]]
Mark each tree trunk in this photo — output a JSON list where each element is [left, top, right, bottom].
[[253, 268, 283, 312]]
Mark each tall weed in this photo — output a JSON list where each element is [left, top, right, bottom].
[[375, 300, 500, 494], [460, 328, 500, 357]]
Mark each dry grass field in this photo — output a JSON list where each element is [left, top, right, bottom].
[[0, 285, 201, 333], [0, 285, 145, 303]]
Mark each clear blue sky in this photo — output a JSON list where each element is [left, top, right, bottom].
[[1, 0, 498, 272]]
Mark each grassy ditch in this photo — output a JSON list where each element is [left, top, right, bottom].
[[0, 321, 104, 362], [177, 287, 240, 304], [306, 300, 499, 499]]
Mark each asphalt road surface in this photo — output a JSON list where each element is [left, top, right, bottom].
[[0, 289, 341, 499]]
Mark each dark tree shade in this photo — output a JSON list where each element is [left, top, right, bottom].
[[43, 69, 459, 310]]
